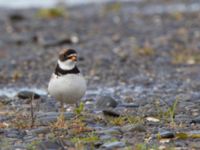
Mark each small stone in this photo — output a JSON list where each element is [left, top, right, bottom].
[[100, 134, 112, 141], [0, 96, 12, 104], [159, 131, 175, 139], [191, 116, 200, 124], [97, 127, 122, 135], [17, 91, 40, 99], [103, 109, 120, 117], [9, 13, 26, 22], [36, 33, 77, 47], [36, 140, 63, 150], [96, 96, 118, 109], [12, 145, 27, 150], [159, 145, 167, 149], [70, 35, 79, 44], [121, 124, 146, 133], [23, 134, 38, 143], [101, 141, 126, 149], [146, 117, 160, 122], [94, 141, 103, 148], [120, 103, 139, 108], [28, 127, 50, 135], [0, 128, 5, 134], [5, 129, 25, 138], [112, 34, 121, 43], [36, 112, 74, 126]]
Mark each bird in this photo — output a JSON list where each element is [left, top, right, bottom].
[[48, 48, 87, 113]]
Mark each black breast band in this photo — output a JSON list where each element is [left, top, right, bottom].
[[55, 64, 80, 76]]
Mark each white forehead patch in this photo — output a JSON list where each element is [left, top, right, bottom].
[[68, 54, 77, 57]]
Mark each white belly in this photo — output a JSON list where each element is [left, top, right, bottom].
[[48, 74, 87, 104]]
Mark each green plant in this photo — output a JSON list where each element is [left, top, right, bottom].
[[0, 137, 11, 150], [26, 140, 41, 150], [71, 133, 99, 144], [70, 132, 99, 150], [75, 102, 84, 115], [135, 143, 148, 150], [155, 98, 179, 125], [36, 7, 67, 19], [103, 2, 122, 13], [168, 98, 178, 125]]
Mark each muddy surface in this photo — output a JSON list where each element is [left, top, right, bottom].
[[0, 0, 200, 149]]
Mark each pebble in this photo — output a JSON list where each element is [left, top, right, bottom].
[[101, 141, 126, 149], [96, 96, 118, 109], [190, 116, 200, 124], [23, 134, 38, 143], [5, 129, 25, 138], [119, 103, 139, 108], [36, 33, 79, 47], [100, 134, 112, 141], [9, 13, 26, 22], [103, 109, 120, 117], [0, 96, 12, 104], [13, 145, 27, 150], [121, 124, 146, 133], [36, 140, 64, 150], [17, 91, 40, 99], [159, 131, 175, 139], [97, 127, 122, 135], [28, 127, 50, 135], [146, 117, 160, 122], [36, 112, 74, 126]]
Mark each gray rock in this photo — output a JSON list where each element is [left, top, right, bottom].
[[175, 114, 190, 123], [36, 140, 64, 150], [5, 129, 25, 138], [13, 145, 27, 150], [0, 96, 12, 104], [0, 115, 14, 122], [94, 141, 103, 148], [96, 127, 122, 135], [191, 116, 200, 124], [23, 135, 38, 143], [17, 91, 40, 99], [101, 141, 126, 149], [28, 127, 50, 135], [9, 13, 26, 22], [103, 109, 120, 117], [36, 33, 79, 47], [0, 129, 4, 134], [119, 103, 139, 108], [121, 124, 146, 133], [159, 131, 175, 139], [96, 96, 118, 109], [35, 112, 74, 126], [100, 134, 112, 141]]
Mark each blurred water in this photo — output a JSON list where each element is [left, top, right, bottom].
[[0, 0, 131, 8], [0, 0, 199, 14]]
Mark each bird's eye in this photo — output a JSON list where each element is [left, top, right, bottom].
[[64, 54, 68, 59], [68, 55, 77, 61]]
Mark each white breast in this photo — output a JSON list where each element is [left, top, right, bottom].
[[48, 73, 87, 104]]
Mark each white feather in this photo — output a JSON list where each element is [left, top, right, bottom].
[[48, 73, 87, 104], [58, 59, 76, 70]]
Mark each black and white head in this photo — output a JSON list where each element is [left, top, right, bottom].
[[58, 48, 78, 70]]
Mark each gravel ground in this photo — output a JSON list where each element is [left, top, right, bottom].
[[0, 0, 200, 149]]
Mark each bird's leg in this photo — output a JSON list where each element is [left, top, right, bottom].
[[56, 100, 65, 128], [75, 102, 79, 108], [60, 100, 65, 120], [60, 100, 64, 113]]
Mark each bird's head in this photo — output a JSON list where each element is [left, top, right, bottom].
[[58, 48, 77, 70]]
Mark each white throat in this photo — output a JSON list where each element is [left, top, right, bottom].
[[58, 59, 75, 70]]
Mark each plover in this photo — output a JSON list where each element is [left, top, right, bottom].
[[48, 48, 87, 112]]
